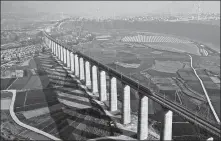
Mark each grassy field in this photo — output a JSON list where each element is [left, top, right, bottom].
[[151, 60, 184, 74], [1, 91, 13, 99], [192, 55, 220, 75], [144, 69, 177, 78], [145, 42, 201, 56], [14, 88, 59, 112], [22, 103, 62, 119], [1, 99, 11, 110], [1, 91, 48, 140], [1, 110, 27, 140], [7, 77, 30, 90], [177, 69, 199, 81]]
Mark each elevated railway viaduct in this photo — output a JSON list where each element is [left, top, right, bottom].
[[43, 31, 220, 140]]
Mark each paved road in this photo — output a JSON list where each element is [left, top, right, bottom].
[[188, 54, 220, 123], [1, 90, 53, 140]]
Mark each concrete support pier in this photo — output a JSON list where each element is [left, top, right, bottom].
[[160, 110, 173, 141], [60, 46, 62, 61], [122, 84, 131, 124], [52, 42, 54, 54], [61, 47, 64, 62], [49, 40, 51, 49], [57, 45, 59, 57], [54, 43, 56, 55], [67, 50, 70, 68], [62, 47, 65, 62], [62, 47, 64, 62], [110, 76, 117, 112], [74, 54, 79, 77], [58, 45, 61, 60], [92, 65, 98, 94], [137, 94, 148, 140], [79, 57, 85, 81], [54, 43, 57, 56], [99, 70, 107, 101], [85, 61, 91, 88], [64, 48, 66, 63], [64, 48, 67, 64], [51, 42, 53, 53], [53, 43, 54, 54], [56, 44, 58, 57], [70, 53, 75, 72], [51, 41, 53, 50]]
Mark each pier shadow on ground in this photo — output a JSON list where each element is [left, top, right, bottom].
[[17, 49, 136, 140]]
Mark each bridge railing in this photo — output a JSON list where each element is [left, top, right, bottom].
[[43, 32, 220, 140]]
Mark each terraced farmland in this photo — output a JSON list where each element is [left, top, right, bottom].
[[121, 35, 192, 43], [120, 34, 201, 55]]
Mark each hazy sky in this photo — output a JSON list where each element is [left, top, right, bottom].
[[1, 1, 220, 17]]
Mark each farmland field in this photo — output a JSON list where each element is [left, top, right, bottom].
[[147, 42, 201, 56], [1, 91, 13, 99], [56, 19, 221, 127], [1, 92, 12, 110], [1, 78, 16, 90], [75, 29, 220, 127], [1, 91, 50, 140], [121, 35, 192, 44], [143, 69, 177, 78], [2, 17, 219, 140], [1, 99, 11, 110], [14, 88, 59, 112], [151, 60, 184, 73]]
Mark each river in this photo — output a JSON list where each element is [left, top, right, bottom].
[[85, 20, 220, 52]]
